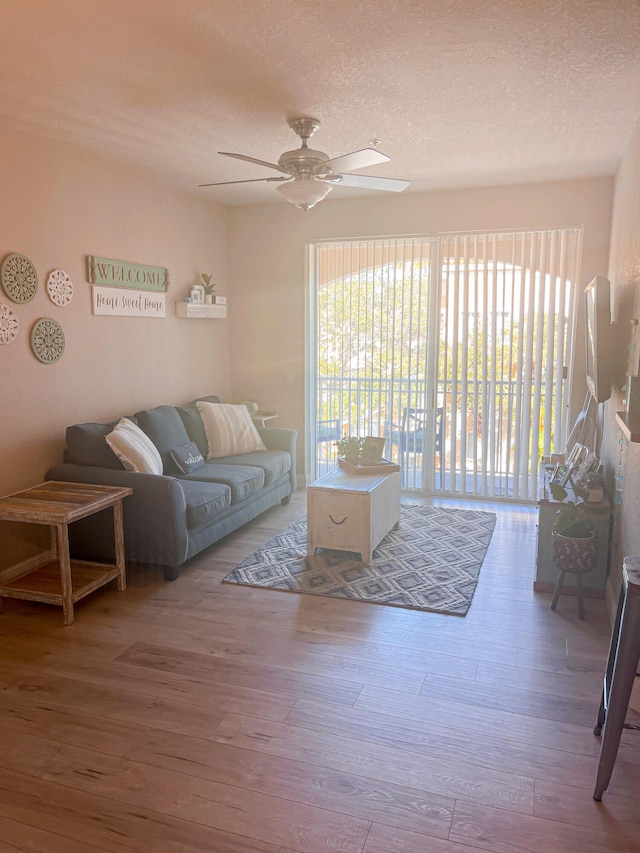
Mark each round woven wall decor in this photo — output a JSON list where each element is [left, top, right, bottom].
[[0, 303, 19, 345], [31, 317, 65, 364], [46, 269, 73, 306], [1, 253, 38, 303]]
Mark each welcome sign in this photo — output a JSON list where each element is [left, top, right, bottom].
[[92, 286, 165, 318], [87, 256, 168, 291]]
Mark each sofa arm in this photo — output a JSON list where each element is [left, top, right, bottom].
[[45, 464, 189, 568], [257, 427, 297, 491]]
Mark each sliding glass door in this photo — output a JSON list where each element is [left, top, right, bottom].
[[310, 227, 582, 499]]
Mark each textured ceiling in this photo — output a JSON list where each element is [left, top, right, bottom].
[[1, 0, 640, 206]]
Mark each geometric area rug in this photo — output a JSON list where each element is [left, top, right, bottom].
[[223, 505, 497, 616]]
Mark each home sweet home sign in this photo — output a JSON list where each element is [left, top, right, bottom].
[[87, 256, 168, 318]]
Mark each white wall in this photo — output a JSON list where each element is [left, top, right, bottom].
[[0, 128, 230, 568], [600, 113, 640, 615], [229, 177, 614, 481]]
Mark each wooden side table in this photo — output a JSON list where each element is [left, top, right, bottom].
[[307, 467, 401, 563], [0, 481, 132, 625]]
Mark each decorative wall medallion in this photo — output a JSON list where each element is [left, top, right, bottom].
[[46, 269, 73, 306], [1, 253, 38, 303], [31, 317, 65, 364], [0, 303, 19, 345]]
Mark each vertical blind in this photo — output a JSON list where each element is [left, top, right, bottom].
[[436, 228, 582, 499], [312, 227, 582, 499]]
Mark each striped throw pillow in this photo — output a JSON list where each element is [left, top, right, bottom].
[[105, 418, 163, 475], [197, 402, 266, 459]]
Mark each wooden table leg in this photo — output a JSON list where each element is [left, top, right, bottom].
[[49, 525, 58, 560], [56, 523, 74, 626], [113, 501, 127, 591]]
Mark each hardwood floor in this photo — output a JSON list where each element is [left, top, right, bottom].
[[1, 491, 639, 852]]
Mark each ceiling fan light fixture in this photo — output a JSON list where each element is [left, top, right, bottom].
[[277, 178, 332, 211]]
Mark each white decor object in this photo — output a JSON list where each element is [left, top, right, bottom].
[[196, 401, 266, 459], [92, 286, 165, 318], [175, 302, 226, 319], [0, 303, 19, 345], [105, 418, 163, 474], [46, 269, 73, 306]]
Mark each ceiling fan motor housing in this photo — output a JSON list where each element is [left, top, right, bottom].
[[278, 147, 331, 178], [277, 117, 332, 178]]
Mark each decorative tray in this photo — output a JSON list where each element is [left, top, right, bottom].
[[338, 457, 400, 475]]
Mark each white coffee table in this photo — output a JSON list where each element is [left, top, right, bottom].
[[307, 467, 401, 562]]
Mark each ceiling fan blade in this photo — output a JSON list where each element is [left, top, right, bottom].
[[218, 151, 290, 174], [321, 173, 410, 192], [317, 148, 390, 174], [199, 176, 291, 187]]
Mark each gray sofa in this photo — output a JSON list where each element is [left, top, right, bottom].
[[45, 395, 296, 580]]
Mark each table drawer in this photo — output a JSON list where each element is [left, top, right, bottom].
[[309, 490, 364, 551]]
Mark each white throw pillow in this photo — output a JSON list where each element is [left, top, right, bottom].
[[197, 401, 266, 459], [105, 418, 163, 475]]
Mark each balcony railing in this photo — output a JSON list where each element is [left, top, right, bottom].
[[316, 374, 557, 499]]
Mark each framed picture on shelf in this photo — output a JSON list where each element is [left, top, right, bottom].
[[573, 452, 599, 490], [551, 463, 571, 487], [566, 442, 588, 469], [191, 285, 204, 304]]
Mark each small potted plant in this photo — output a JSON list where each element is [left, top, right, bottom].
[[549, 481, 598, 572], [335, 436, 365, 463], [201, 273, 216, 304]]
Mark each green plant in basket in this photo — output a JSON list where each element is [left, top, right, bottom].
[[549, 481, 595, 537]]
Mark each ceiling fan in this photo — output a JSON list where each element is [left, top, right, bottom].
[[199, 117, 410, 211]]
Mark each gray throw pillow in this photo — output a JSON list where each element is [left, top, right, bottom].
[[170, 441, 205, 474]]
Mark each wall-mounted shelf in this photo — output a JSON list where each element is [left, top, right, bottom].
[[175, 302, 226, 319], [616, 411, 640, 442]]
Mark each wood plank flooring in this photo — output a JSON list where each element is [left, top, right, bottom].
[[1, 492, 639, 852]]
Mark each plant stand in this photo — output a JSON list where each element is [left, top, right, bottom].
[[550, 530, 598, 619], [535, 465, 610, 598]]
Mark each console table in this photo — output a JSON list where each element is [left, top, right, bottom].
[[0, 481, 132, 625]]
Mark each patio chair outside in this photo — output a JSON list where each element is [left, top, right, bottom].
[[387, 406, 444, 488]]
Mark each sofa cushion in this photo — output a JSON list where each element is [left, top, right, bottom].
[[176, 395, 221, 456], [170, 441, 205, 474], [65, 421, 126, 469], [180, 461, 264, 503], [179, 479, 231, 529], [197, 401, 266, 459], [105, 418, 163, 475], [135, 405, 191, 474], [214, 450, 291, 486]]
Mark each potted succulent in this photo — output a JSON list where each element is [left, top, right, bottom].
[[201, 273, 216, 304], [549, 480, 598, 572]]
